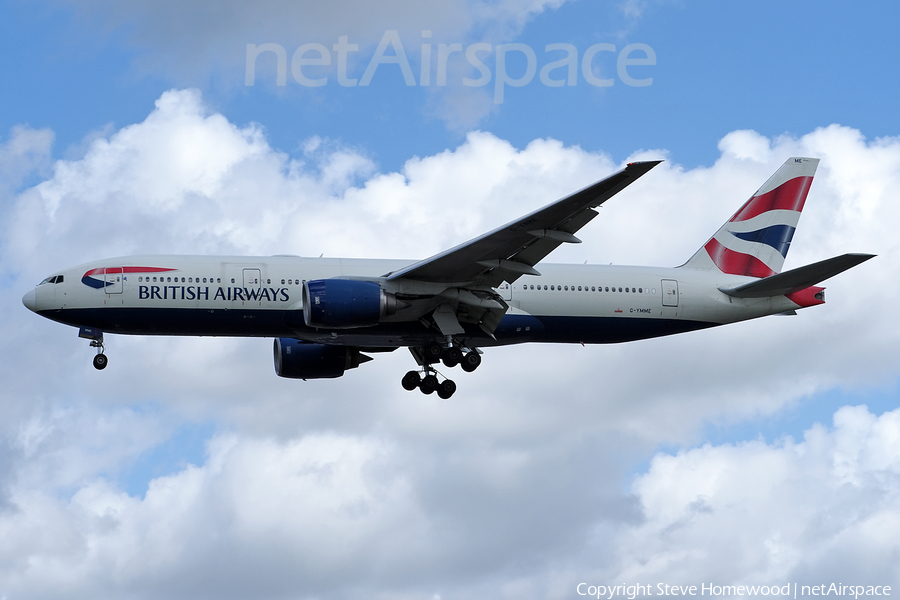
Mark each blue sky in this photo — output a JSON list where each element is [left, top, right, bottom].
[[2, 1, 900, 598], [6, 2, 899, 172]]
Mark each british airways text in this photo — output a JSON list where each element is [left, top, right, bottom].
[[138, 285, 290, 302]]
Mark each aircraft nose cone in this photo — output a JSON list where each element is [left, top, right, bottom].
[[22, 288, 36, 312]]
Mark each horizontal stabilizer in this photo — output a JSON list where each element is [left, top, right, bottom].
[[719, 253, 875, 298]]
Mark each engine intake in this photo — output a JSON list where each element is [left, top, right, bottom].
[[302, 279, 402, 329], [273, 339, 370, 379]]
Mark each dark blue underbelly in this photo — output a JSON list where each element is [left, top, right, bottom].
[[38, 307, 716, 346]]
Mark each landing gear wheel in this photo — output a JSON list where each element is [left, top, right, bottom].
[[420, 374, 439, 394], [437, 379, 457, 399], [93, 353, 108, 370], [442, 346, 462, 367], [461, 351, 481, 373], [424, 342, 444, 362], [401, 370, 421, 391]]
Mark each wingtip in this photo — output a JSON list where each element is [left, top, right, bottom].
[[626, 159, 664, 168]]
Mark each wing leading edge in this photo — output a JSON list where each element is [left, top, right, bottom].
[[385, 160, 662, 287]]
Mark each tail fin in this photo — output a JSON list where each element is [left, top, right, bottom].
[[681, 157, 819, 277]]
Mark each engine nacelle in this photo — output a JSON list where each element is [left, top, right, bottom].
[[273, 339, 368, 379], [302, 279, 401, 329]]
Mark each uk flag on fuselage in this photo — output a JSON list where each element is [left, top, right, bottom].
[[682, 157, 819, 277]]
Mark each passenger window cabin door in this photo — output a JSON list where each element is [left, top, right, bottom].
[[105, 267, 123, 294], [661, 279, 679, 307], [242, 268, 262, 306], [243, 268, 261, 289]]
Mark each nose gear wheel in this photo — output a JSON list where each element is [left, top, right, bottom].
[[89, 337, 108, 370]]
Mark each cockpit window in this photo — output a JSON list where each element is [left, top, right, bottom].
[[55, 275, 63, 283], [38, 275, 64, 285]]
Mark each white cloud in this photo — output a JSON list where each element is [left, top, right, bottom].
[[0, 423, 636, 599], [718, 129, 772, 163], [0, 126, 54, 190], [607, 405, 900, 587], [1, 89, 899, 598]]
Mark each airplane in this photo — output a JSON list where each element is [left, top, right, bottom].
[[22, 157, 873, 398]]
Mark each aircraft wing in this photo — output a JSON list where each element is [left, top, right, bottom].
[[385, 160, 662, 287]]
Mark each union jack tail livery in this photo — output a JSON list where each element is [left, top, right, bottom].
[[682, 157, 818, 277]]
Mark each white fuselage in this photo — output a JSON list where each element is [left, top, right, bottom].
[[25, 255, 807, 348]]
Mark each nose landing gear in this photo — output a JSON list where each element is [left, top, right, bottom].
[[79, 327, 108, 370]]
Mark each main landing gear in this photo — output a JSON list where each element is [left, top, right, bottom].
[[401, 342, 482, 399], [401, 367, 457, 399]]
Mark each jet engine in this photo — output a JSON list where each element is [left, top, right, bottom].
[[273, 338, 371, 379], [302, 279, 402, 328]]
